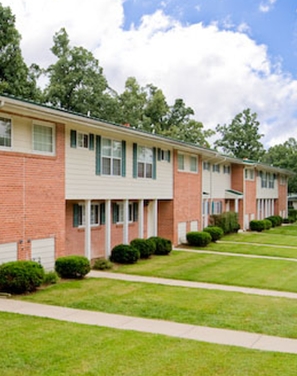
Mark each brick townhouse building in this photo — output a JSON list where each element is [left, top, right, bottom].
[[0, 95, 292, 269]]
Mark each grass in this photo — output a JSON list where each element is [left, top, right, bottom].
[[111, 251, 297, 292], [2, 312, 297, 376], [20, 277, 297, 338]]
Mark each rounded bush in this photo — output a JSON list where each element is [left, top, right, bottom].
[[186, 231, 212, 247], [55, 256, 91, 279], [92, 258, 113, 270], [249, 220, 265, 232], [203, 226, 224, 242], [43, 271, 59, 285], [263, 219, 272, 230], [265, 216, 277, 227], [149, 237, 172, 255], [110, 244, 140, 264], [130, 238, 155, 259], [0, 261, 45, 294]]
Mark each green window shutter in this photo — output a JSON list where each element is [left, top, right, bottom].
[[96, 135, 101, 175], [89, 133, 94, 150], [100, 202, 106, 225], [133, 202, 138, 222], [157, 148, 161, 161], [70, 130, 77, 148], [133, 143, 138, 178], [73, 204, 79, 227], [112, 203, 118, 223], [121, 140, 126, 177], [152, 147, 157, 180], [168, 150, 171, 163]]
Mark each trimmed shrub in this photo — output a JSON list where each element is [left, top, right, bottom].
[[149, 237, 172, 255], [266, 215, 283, 227], [110, 244, 140, 264], [210, 212, 240, 234], [263, 219, 272, 230], [186, 231, 212, 247], [92, 258, 113, 270], [0, 261, 45, 294], [203, 226, 224, 242], [43, 271, 59, 285], [55, 256, 91, 279], [130, 238, 155, 259], [250, 220, 265, 232], [288, 209, 297, 222]]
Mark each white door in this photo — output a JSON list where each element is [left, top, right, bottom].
[[178, 222, 187, 244], [31, 237, 55, 271]]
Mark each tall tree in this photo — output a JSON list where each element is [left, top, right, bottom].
[[261, 138, 297, 192], [44, 28, 118, 120], [214, 108, 265, 160], [0, 3, 39, 99]]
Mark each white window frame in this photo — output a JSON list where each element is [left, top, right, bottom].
[[102, 138, 122, 176], [137, 146, 153, 178], [177, 153, 185, 171], [32, 122, 55, 155], [203, 162, 210, 171], [245, 168, 254, 180], [115, 202, 135, 224], [161, 149, 170, 162], [212, 164, 220, 173], [77, 132, 89, 149], [0, 116, 12, 149], [190, 155, 198, 173], [223, 165, 230, 174], [78, 203, 101, 227]]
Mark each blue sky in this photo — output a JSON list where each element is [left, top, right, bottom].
[[2, 0, 297, 147]]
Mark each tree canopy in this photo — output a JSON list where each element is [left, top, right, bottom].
[[0, 3, 40, 99], [214, 108, 265, 161]]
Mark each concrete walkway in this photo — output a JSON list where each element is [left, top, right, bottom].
[[88, 270, 297, 300], [2, 270, 297, 355], [1, 298, 297, 355]]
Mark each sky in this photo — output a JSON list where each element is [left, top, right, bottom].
[[2, 0, 297, 148]]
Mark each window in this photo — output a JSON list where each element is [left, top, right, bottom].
[[33, 124, 54, 153], [113, 202, 138, 223], [158, 148, 171, 162], [203, 162, 210, 171], [77, 132, 89, 149], [190, 155, 198, 172], [102, 138, 122, 176], [0, 117, 11, 148], [223, 165, 230, 174], [268, 173, 274, 188], [138, 146, 153, 178], [212, 164, 220, 173], [245, 169, 254, 180], [212, 201, 223, 214], [178, 153, 185, 170], [260, 171, 267, 188], [73, 203, 105, 227]]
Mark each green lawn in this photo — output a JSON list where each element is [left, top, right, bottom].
[[20, 277, 297, 338], [112, 251, 297, 292], [2, 312, 297, 376]]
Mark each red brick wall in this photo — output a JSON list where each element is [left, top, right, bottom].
[[172, 150, 202, 245], [0, 122, 65, 261], [158, 200, 174, 241], [244, 178, 257, 219], [276, 179, 288, 216], [231, 164, 244, 228]]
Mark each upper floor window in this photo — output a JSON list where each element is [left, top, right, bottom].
[[0, 117, 11, 148], [260, 171, 267, 188], [33, 123, 54, 154], [190, 155, 198, 173], [212, 164, 220, 173], [158, 148, 171, 162], [223, 165, 230, 174], [178, 153, 185, 170], [245, 168, 254, 180], [138, 146, 153, 178], [77, 132, 89, 149], [102, 138, 122, 176], [268, 173, 275, 189], [203, 162, 210, 171]]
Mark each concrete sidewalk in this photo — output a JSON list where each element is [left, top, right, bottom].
[[1, 299, 297, 355], [87, 270, 297, 300]]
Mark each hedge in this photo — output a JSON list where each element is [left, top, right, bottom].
[[110, 244, 140, 264], [203, 226, 224, 242], [186, 231, 212, 247], [149, 237, 172, 255], [55, 255, 91, 279], [130, 238, 156, 259]]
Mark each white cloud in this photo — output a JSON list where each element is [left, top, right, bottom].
[[259, 0, 277, 13], [2, 0, 297, 148]]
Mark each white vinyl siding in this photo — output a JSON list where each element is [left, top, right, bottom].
[[0, 242, 17, 264], [31, 238, 55, 271]]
